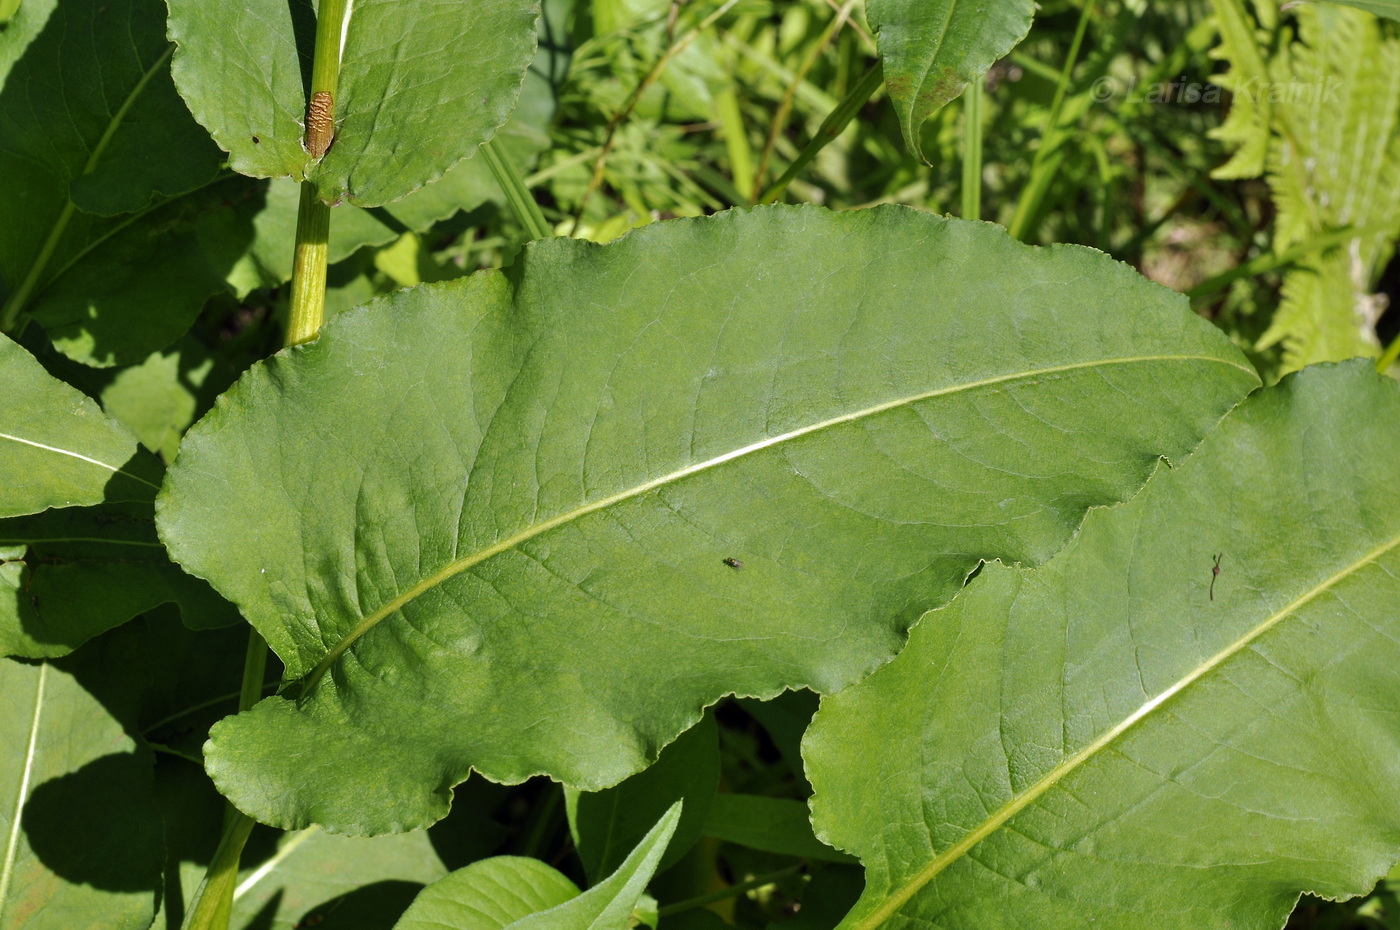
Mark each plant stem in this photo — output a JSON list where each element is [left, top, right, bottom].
[[1378, 334, 1400, 374], [960, 79, 983, 221], [1007, 0, 1094, 240], [757, 62, 882, 204], [286, 182, 331, 345], [285, 0, 349, 346], [657, 865, 802, 916], [181, 5, 350, 929], [177, 635, 269, 930], [482, 137, 552, 240], [179, 814, 256, 930]]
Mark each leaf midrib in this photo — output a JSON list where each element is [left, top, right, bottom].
[[850, 528, 1400, 930], [301, 353, 1254, 690], [0, 431, 159, 492], [0, 663, 46, 921]]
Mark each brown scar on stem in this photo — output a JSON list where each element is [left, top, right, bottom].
[[306, 91, 335, 159]]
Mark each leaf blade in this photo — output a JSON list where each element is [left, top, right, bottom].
[[0, 335, 158, 516], [159, 205, 1259, 834], [164, 0, 540, 206], [869, 0, 1036, 161], [806, 360, 1400, 930]]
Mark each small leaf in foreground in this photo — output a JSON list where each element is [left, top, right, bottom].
[[395, 802, 680, 930], [160, 205, 1258, 834], [806, 360, 1400, 930]]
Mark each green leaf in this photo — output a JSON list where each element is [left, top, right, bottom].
[[225, 28, 562, 295], [806, 360, 1400, 930], [227, 828, 451, 929], [159, 205, 1258, 834], [0, 501, 237, 658], [395, 803, 681, 930], [0, 0, 223, 345], [1315, 0, 1400, 19], [567, 712, 718, 883], [165, 0, 540, 207], [0, 628, 163, 929], [868, 0, 1036, 161], [702, 795, 851, 863], [23, 175, 257, 368], [394, 859, 579, 930], [99, 341, 223, 463], [0, 334, 161, 516]]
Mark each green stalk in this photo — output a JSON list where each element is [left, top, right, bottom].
[[177, 635, 269, 930], [758, 62, 883, 204], [1378, 333, 1400, 374], [481, 137, 552, 241], [1007, 0, 1094, 240], [960, 79, 983, 220], [752, 0, 858, 202], [180, 5, 349, 929], [178, 814, 256, 930], [656, 865, 802, 916], [285, 0, 350, 346], [286, 181, 331, 346]]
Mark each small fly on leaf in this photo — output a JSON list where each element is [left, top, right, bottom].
[[722, 557, 743, 570], [1210, 553, 1223, 601]]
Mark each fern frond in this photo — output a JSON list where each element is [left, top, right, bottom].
[[1256, 5, 1400, 372], [1209, 0, 1275, 179], [1257, 249, 1383, 370]]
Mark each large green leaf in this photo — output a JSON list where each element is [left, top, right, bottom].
[[805, 360, 1400, 930], [142, 614, 507, 928], [0, 334, 161, 516], [159, 205, 1258, 834], [165, 0, 540, 207], [567, 713, 718, 883], [0, 628, 164, 929], [395, 803, 680, 930], [0, 0, 225, 361], [868, 0, 1036, 161]]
